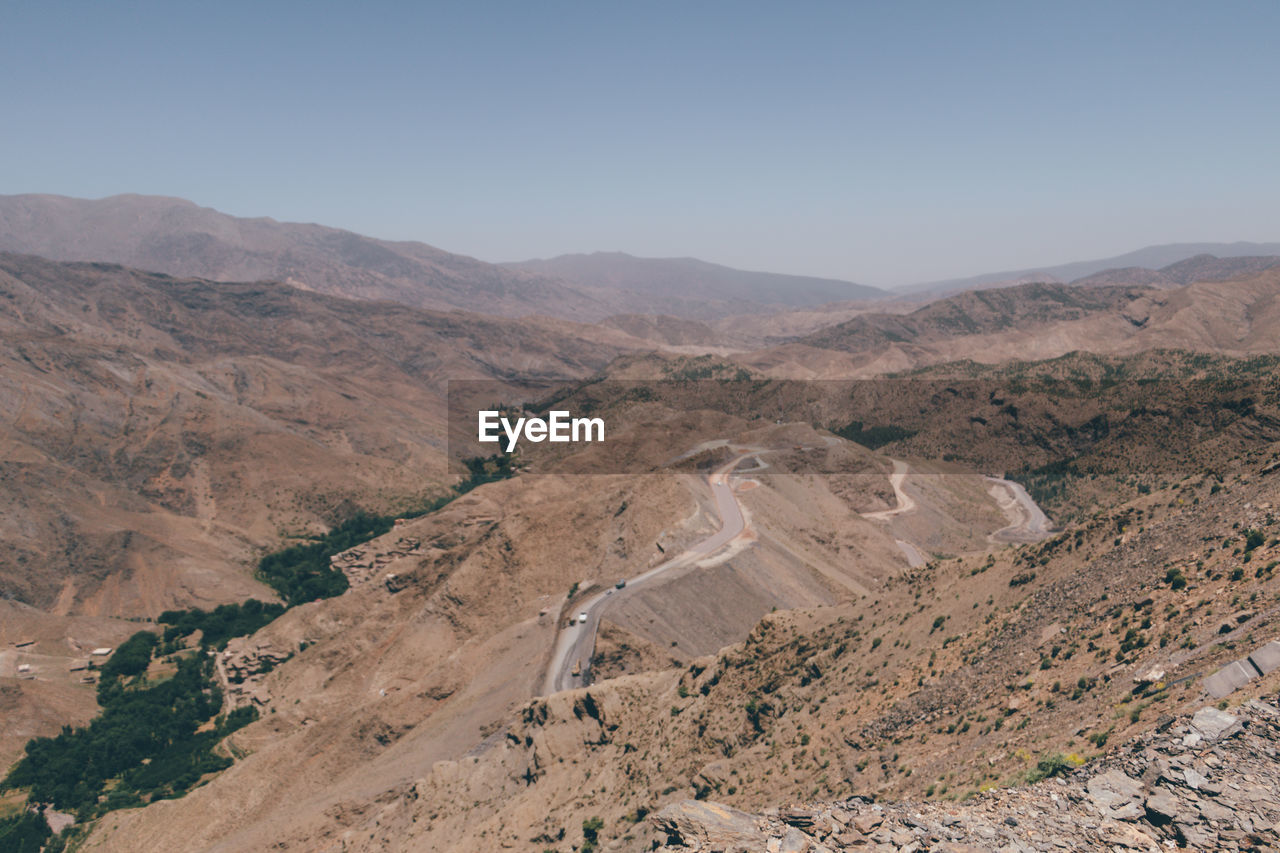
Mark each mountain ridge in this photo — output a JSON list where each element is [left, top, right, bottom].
[[901, 240, 1280, 296], [1073, 252, 1280, 288], [789, 274, 1280, 366], [0, 194, 617, 320], [504, 250, 887, 312], [0, 195, 887, 323]]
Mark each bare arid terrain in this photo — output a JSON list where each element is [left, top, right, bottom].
[[0, 251, 646, 770], [76, 409, 1280, 852], [3, 200, 1280, 853]]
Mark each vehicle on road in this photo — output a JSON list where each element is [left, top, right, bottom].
[[578, 612, 589, 623], [615, 579, 626, 589]]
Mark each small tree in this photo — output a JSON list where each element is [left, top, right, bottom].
[[581, 816, 604, 852]]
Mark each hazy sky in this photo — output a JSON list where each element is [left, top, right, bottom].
[[4, 1, 1278, 285]]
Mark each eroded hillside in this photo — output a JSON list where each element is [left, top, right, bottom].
[[0, 253, 639, 769], [6, 248, 1280, 853], [0, 252, 630, 615], [74, 422, 1280, 852]]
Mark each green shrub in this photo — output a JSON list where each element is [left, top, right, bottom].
[[582, 816, 604, 852], [5, 653, 227, 814], [1026, 753, 1074, 783]]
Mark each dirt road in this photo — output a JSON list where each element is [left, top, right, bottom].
[[862, 459, 915, 520], [985, 475, 1053, 542]]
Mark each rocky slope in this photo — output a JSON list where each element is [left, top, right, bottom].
[[66, 395, 1280, 851], [651, 695, 1280, 852], [69, 422, 1025, 852]]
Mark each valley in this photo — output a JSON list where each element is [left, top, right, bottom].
[[1, 198, 1279, 853], [8, 5, 1280, 849]]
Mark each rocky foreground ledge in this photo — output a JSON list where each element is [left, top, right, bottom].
[[650, 695, 1280, 852]]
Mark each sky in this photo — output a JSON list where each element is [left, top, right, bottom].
[[3, 1, 1279, 286]]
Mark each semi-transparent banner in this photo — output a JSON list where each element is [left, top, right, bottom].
[[447, 375, 1279, 477]]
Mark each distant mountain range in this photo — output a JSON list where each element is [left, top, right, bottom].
[[1071, 253, 1280, 288], [902, 242, 1280, 295], [0, 195, 886, 322], [504, 251, 886, 312], [3, 194, 1277, 325], [0, 193, 608, 320]]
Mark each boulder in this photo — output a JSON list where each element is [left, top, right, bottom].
[[650, 800, 765, 850], [1190, 707, 1240, 742], [1248, 642, 1280, 675], [777, 826, 812, 852], [1144, 789, 1186, 823], [1086, 769, 1144, 816]]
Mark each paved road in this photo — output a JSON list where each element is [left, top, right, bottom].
[[541, 452, 755, 694], [894, 539, 927, 567]]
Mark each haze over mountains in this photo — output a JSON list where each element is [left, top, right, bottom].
[[906, 240, 1280, 295], [6, 194, 1279, 328], [0, 194, 609, 320], [504, 251, 886, 313], [0, 195, 885, 323]]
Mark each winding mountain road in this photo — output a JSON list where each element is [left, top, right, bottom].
[[862, 459, 915, 520], [541, 446, 1053, 695], [541, 452, 756, 694]]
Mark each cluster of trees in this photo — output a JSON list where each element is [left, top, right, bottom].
[[459, 453, 514, 489], [2, 455, 517, 832], [158, 599, 286, 650], [2, 644, 255, 818], [256, 510, 392, 605], [96, 630, 157, 683], [0, 811, 50, 852]]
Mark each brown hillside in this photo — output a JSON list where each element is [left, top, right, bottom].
[[747, 272, 1280, 377], [0, 252, 631, 617]]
